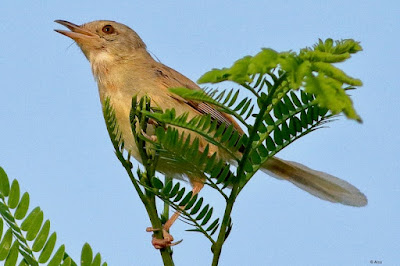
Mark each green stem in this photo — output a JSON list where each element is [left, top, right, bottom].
[[211, 185, 238, 266], [211, 73, 286, 266], [105, 97, 174, 265], [163, 177, 172, 222], [125, 97, 174, 265], [120, 159, 174, 266], [241, 83, 260, 98]]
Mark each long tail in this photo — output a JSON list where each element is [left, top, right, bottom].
[[262, 157, 367, 207]]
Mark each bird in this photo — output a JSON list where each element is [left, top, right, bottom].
[[55, 20, 367, 249]]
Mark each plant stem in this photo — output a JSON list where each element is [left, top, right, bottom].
[[211, 105, 267, 265], [211, 185, 238, 266], [211, 105, 266, 265], [211, 74, 286, 266], [106, 97, 174, 265], [163, 176, 172, 222], [121, 161, 174, 266]]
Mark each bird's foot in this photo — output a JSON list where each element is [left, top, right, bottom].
[[140, 129, 158, 142], [146, 227, 182, 249]]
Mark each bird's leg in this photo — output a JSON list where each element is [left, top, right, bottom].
[[140, 129, 158, 142], [146, 180, 204, 249]]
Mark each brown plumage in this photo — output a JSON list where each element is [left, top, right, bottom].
[[55, 19, 367, 248]]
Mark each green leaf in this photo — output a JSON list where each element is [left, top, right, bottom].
[[312, 106, 320, 121], [196, 205, 209, 220], [18, 259, 29, 266], [264, 114, 274, 125], [220, 125, 234, 143], [184, 194, 198, 210], [245, 104, 255, 120], [161, 180, 173, 196], [233, 98, 247, 112], [20, 207, 41, 231], [312, 39, 362, 54], [290, 91, 302, 107], [196, 39, 361, 122], [305, 73, 361, 121], [239, 99, 252, 116], [293, 117, 303, 132], [32, 220, 50, 252], [38, 232, 57, 263], [273, 127, 283, 145], [273, 104, 282, 119], [205, 218, 219, 232], [0, 203, 14, 222], [306, 107, 313, 124], [0, 229, 13, 260], [216, 166, 230, 184], [312, 62, 362, 86], [301, 50, 350, 63], [150, 177, 163, 190], [266, 136, 276, 151], [283, 95, 296, 111], [91, 253, 101, 266], [189, 197, 203, 215], [281, 122, 290, 141], [319, 107, 329, 116], [198, 56, 253, 84], [300, 110, 309, 128], [243, 160, 253, 173], [214, 123, 226, 138], [26, 210, 44, 241], [227, 130, 240, 149], [169, 182, 180, 198], [201, 207, 214, 226], [250, 150, 261, 165], [278, 101, 289, 116], [210, 223, 220, 236], [248, 48, 279, 74], [173, 187, 185, 202], [198, 48, 279, 84], [4, 241, 18, 266], [300, 90, 310, 104], [257, 144, 268, 157], [227, 90, 239, 107], [210, 162, 224, 179], [81, 243, 93, 266], [14, 192, 29, 220], [61, 257, 72, 266], [47, 245, 65, 266], [179, 191, 193, 207], [7, 180, 20, 209], [0, 167, 10, 197]]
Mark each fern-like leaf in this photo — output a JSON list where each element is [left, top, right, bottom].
[[168, 87, 253, 128], [143, 109, 248, 162], [141, 176, 221, 243], [198, 39, 362, 121], [0, 167, 107, 265]]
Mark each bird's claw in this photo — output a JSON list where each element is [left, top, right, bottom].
[[146, 227, 182, 249], [140, 130, 158, 142]]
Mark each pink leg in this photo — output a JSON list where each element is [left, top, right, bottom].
[[147, 180, 204, 249]]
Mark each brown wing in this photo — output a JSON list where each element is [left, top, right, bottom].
[[154, 62, 245, 135]]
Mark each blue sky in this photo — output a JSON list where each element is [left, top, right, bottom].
[[1, 1, 399, 265]]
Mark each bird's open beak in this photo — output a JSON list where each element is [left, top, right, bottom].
[[54, 20, 97, 41]]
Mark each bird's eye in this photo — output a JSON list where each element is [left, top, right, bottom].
[[102, 25, 115, 34]]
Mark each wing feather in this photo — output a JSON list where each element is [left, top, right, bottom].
[[154, 63, 244, 134]]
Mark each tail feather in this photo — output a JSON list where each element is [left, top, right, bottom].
[[262, 157, 367, 207]]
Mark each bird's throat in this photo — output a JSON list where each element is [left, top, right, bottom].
[[90, 51, 115, 79]]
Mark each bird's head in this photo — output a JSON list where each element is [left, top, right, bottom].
[[55, 20, 146, 62]]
